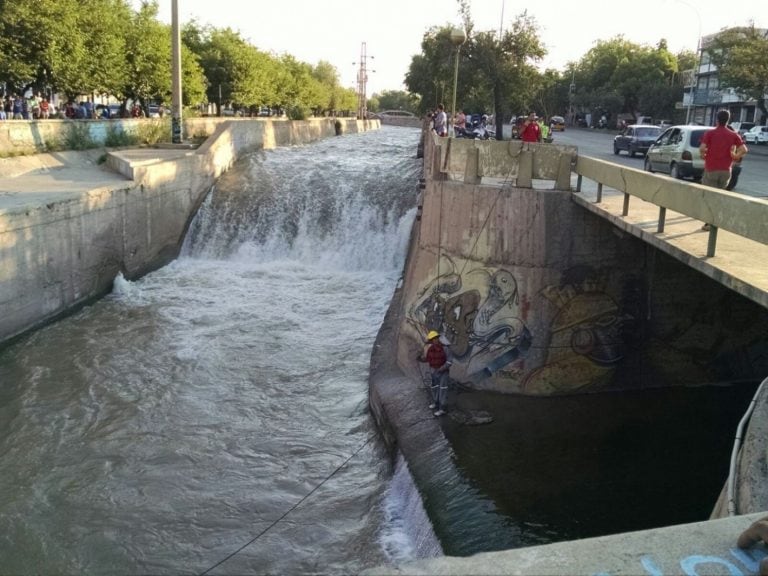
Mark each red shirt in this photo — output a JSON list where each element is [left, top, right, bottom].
[[520, 121, 541, 143], [701, 126, 744, 171]]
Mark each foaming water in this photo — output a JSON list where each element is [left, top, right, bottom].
[[0, 127, 436, 574]]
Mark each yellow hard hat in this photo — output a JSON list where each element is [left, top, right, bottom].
[[427, 330, 440, 340]]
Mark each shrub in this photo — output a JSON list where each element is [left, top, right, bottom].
[[135, 119, 172, 145], [63, 123, 97, 150], [104, 124, 139, 148], [286, 105, 310, 121]]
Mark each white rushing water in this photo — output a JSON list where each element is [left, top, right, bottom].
[[0, 126, 441, 574]]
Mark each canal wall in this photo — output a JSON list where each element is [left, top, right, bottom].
[[0, 117, 377, 346], [392, 134, 768, 397], [367, 130, 768, 569]]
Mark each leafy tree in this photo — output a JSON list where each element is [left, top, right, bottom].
[[122, 1, 173, 111], [404, 27, 464, 115], [462, 11, 546, 139], [575, 36, 678, 125], [373, 90, 420, 113], [708, 26, 768, 120]]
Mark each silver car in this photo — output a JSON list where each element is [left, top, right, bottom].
[[644, 125, 713, 180], [644, 124, 743, 189]]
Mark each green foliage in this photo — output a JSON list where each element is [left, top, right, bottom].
[[63, 123, 97, 150], [135, 120, 171, 145], [104, 124, 139, 148], [286, 105, 310, 121], [373, 90, 420, 114], [573, 35, 679, 123]]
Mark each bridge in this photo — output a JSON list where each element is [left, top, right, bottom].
[[367, 130, 768, 574], [431, 133, 768, 308]]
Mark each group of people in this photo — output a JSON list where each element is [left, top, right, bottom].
[[516, 111, 552, 143], [1, 93, 52, 120]]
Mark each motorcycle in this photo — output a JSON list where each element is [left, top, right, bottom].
[[455, 113, 495, 140]]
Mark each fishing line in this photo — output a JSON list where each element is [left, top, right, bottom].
[[197, 434, 377, 576]]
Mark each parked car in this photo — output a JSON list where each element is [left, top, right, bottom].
[[613, 124, 662, 157], [729, 122, 755, 136], [744, 125, 768, 145], [645, 125, 743, 190], [550, 115, 565, 131]]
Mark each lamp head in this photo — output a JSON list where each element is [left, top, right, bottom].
[[450, 28, 467, 46]]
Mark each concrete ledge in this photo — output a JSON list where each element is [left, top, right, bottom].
[[364, 512, 768, 575]]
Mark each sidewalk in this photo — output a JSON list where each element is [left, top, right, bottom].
[[0, 148, 192, 214], [573, 178, 768, 309]]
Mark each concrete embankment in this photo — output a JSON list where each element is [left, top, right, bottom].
[[0, 117, 377, 346], [366, 131, 768, 573]]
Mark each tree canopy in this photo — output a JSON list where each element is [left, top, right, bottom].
[[0, 0, 357, 117]]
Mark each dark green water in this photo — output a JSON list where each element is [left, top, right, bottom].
[[439, 382, 759, 553]]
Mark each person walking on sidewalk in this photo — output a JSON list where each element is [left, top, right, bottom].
[[699, 109, 748, 230], [418, 330, 453, 417]]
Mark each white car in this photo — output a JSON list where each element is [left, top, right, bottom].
[[744, 125, 768, 145]]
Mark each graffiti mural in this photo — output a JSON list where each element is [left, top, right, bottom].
[[407, 255, 532, 385], [522, 266, 634, 395]]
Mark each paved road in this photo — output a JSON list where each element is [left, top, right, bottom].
[[524, 126, 768, 198]]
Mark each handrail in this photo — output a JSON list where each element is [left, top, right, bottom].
[[575, 156, 768, 255], [727, 376, 768, 516]]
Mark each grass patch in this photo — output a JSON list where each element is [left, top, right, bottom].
[[63, 123, 97, 150], [104, 124, 139, 148]]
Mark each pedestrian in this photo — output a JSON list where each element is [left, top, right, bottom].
[[39, 97, 50, 119], [417, 330, 453, 417], [433, 103, 448, 137], [538, 116, 550, 142], [698, 109, 748, 230], [12, 95, 23, 119], [520, 111, 541, 143], [455, 109, 466, 133]]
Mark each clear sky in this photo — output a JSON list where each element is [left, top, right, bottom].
[[147, 0, 764, 95]]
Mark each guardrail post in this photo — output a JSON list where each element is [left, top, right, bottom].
[[576, 174, 583, 193], [596, 182, 602, 202], [707, 226, 718, 257], [622, 192, 630, 216], [464, 147, 481, 184], [517, 150, 533, 188], [657, 207, 666, 233]]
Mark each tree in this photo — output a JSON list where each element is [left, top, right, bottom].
[[708, 26, 768, 120], [373, 90, 420, 113], [463, 11, 546, 139], [575, 36, 679, 125], [122, 1, 173, 111]]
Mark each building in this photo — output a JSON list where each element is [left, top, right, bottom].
[[684, 27, 767, 126]]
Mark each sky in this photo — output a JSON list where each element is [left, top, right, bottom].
[[146, 0, 764, 95]]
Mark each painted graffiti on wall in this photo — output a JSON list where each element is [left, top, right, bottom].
[[407, 255, 532, 385], [407, 258, 637, 394], [593, 547, 767, 576], [522, 265, 635, 395]]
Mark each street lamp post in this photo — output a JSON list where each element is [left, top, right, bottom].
[[674, 0, 702, 125], [170, 0, 183, 143], [449, 27, 467, 138]]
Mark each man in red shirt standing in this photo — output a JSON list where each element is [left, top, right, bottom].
[[520, 111, 541, 143], [699, 109, 748, 230]]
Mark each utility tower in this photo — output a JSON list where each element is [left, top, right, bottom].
[[354, 43, 373, 120]]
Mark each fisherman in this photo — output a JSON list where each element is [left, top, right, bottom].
[[417, 330, 453, 417]]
